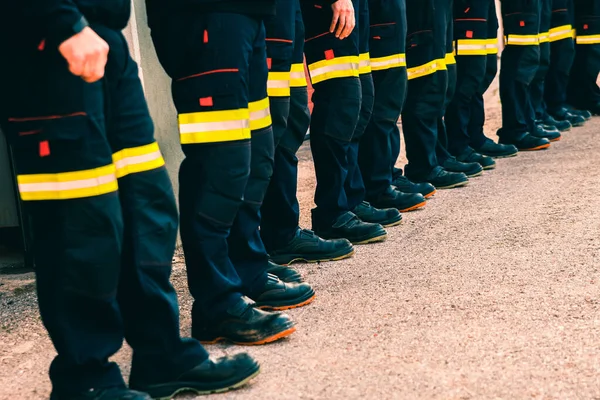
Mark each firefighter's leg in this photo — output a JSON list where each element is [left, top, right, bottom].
[[92, 27, 209, 387], [1, 42, 126, 396]]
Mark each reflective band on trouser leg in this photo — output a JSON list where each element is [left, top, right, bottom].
[[178, 109, 251, 144], [370, 53, 406, 71], [18, 164, 118, 201], [445, 53, 456, 65], [538, 32, 550, 43], [112, 142, 166, 179], [576, 34, 600, 45], [407, 59, 446, 80], [505, 34, 540, 46], [308, 55, 360, 84], [456, 39, 488, 56], [290, 63, 308, 87], [549, 25, 574, 42], [486, 39, 499, 54], [267, 71, 291, 97], [359, 52, 372, 75], [249, 97, 273, 131]]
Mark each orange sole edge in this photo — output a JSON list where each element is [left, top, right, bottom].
[[399, 201, 427, 212], [258, 294, 316, 312], [200, 326, 297, 346], [521, 143, 551, 151], [424, 190, 437, 199]]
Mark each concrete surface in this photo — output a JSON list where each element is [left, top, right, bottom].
[[2, 87, 600, 398]]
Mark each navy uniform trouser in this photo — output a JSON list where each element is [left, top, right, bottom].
[[567, 0, 600, 108], [402, 0, 449, 180], [261, 0, 311, 252], [346, 0, 374, 211], [545, 0, 576, 114], [436, 0, 456, 165], [359, 0, 407, 199], [301, 0, 362, 227], [467, 0, 499, 148], [445, 0, 494, 156], [498, 0, 541, 141], [530, 0, 553, 120], [151, 13, 274, 325], [0, 25, 207, 396]]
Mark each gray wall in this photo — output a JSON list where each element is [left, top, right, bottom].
[[125, 0, 184, 197]]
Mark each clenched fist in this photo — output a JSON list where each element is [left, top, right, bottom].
[[330, 0, 356, 40], [59, 27, 109, 83]]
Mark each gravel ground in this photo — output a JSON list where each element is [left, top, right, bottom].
[[2, 80, 600, 400]]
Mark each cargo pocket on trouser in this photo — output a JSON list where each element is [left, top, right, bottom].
[[7, 113, 116, 202], [311, 78, 362, 142], [6, 112, 122, 300]]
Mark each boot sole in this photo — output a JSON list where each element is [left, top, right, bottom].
[[199, 326, 297, 346], [482, 164, 496, 170], [353, 233, 387, 245], [424, 190, 437, 199], [383, 217, 403, 228], [257, 293, 316, 312], [549, 136, 561, 142], [519, 143, 551, 151], [398, 201, 427, 213], [489, 152, 518, 159], [270, 248, 355, 266], [435, 180, 469, 190], [467, 170, 483, 178], [146, 366, 261, 400]]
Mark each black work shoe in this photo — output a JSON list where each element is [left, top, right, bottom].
[[353, 201, 403, 227], [456, 147, 496, 170], [266, 261, 303, 283], [442, 157, 483, 178], [368, 186, 427, 212], [51, 388, 151, 400], [541, 115, 571, 132], [499, 133, 551, 151], [410, 168, 469, 190], [473, 138, 518, 159], [552, 109, 586, 127], [131, 354, 260, 400], [268, 228, 354, 266], [566, 106, 592, 120], [532, 125, 561, 142], [314, 211, 387, 245], [391, 174, 437, 199], [253, 273, 315, 311], [192, 297, 296, 345]]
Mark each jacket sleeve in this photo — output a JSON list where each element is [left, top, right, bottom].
[[4, 0, 89, 46]]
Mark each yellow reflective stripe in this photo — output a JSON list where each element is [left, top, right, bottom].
[[370, 53, 406, 71], [358, 52, 372, 74], [308, 55, 360, 84], [572, 29, 577, 39], [267, 71, 291, 97], [486, 38, 499, 54], [456, 39, 488, 56], [249, 98, 272, 131], [445, 53, 456, 65], [178, 109, 250, 144], [576, 34, 600, 44], [505, 34, 540, 45], [290, 63, 308, 87], [538, 32, 550, 43], [112, 142, 165, 179], [407, 59, 446, 80], [18, 164, 118, 201], [549, 25, 574, 42]]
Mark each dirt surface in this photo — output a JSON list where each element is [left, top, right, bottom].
[[3, 74, 600, 400]]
